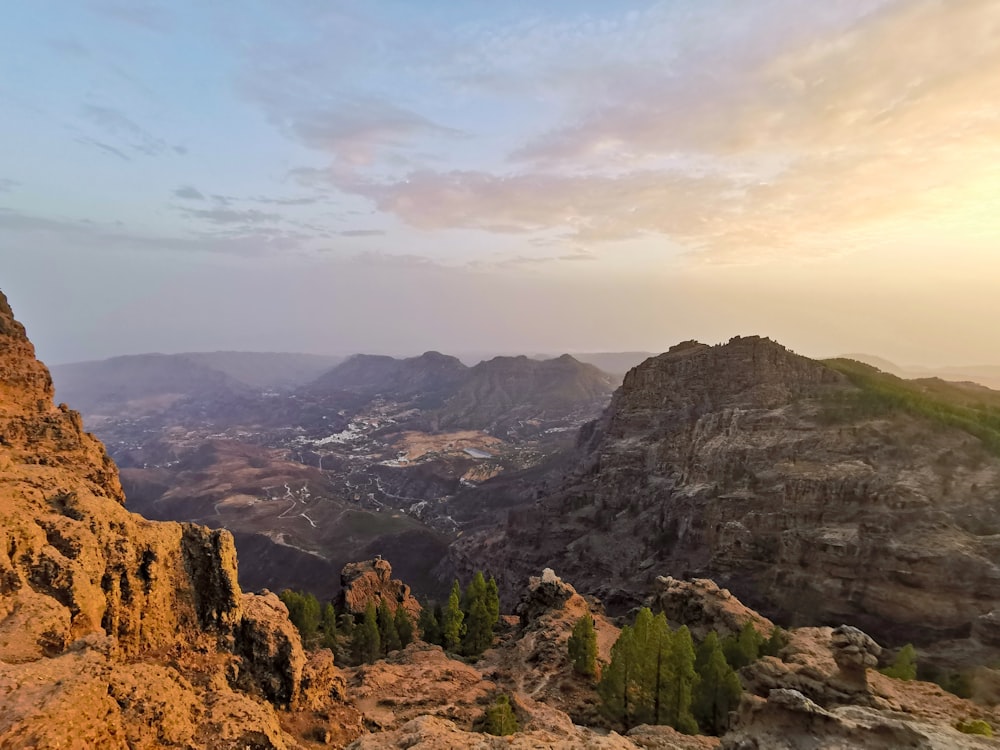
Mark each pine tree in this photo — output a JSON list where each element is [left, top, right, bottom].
[[486, 576, 500, 626], [352, 601, 381, 664], [418, 605, 441, 645], [484, 694, 519, 736], [760, 626, 788, 658], [377, 598, 401, 655], [661, 625, 699, 734], [567, 614, 598, 677], [693, 632, 742, 735], [462, 572, 496, 657], [442, 580, 465, 652], [279, 589, 321, 644], [881, 643, 917, 681], [320, 602, 338, 650], [722, 621, 763, 669], [395, 605, 414, 649], [598, 625, 638, 730]]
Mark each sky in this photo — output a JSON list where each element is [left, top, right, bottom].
[[2, 0, 999, 366]]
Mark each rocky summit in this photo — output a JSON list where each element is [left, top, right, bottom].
[[453, 336, 1000, 648]]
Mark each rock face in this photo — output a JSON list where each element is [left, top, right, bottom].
[[453, 336, 1000, 646], [339, 558, 422, 621], [646, 576, 774, 641], [0, 291, 357, 748]]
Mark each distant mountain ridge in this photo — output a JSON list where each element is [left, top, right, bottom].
[[838, 352, 1000, 390], [306, 351, 617, 432]]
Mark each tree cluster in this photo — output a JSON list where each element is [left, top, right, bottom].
[[279, 589, 338, 650], [419, 571, 500, 658], [351, 598, 415, 664], [278, 588, 416, 665], [597, 608, 756, 736]]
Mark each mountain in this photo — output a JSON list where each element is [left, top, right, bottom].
[[51, 353, 251, 416], [180, 350, 343, 389], [839, 353, 1000, 391], [50, 350, 345, 419], [437, 354, 616, 432], [451, 336, 1000, 648], [307, 351, 469, 405], [0, 290, 361, 747]]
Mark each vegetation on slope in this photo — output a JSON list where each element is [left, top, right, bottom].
[[822, 358, 1000, 454]]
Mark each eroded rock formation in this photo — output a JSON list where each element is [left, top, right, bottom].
[[339, 558, 422, 621]]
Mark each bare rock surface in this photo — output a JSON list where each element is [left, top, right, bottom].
[[339, 558, 422, 621], [647, 576, 774, 641]]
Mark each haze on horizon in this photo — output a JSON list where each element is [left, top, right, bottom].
[[2, 1, 999, 369]]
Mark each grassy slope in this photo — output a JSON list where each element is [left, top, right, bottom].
[[822, 358, 1000, 454]]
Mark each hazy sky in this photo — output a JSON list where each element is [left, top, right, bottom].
[[2, 0, 999, 366]]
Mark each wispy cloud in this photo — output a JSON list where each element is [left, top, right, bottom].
[[338, 229, 384, 237], [0, 178, 20, 193], [89, 0, 173, 32], [80, 104, 184, 158], [173, 185, 205, 200]]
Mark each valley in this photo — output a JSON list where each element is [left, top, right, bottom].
[[53, 350, 617, 601]]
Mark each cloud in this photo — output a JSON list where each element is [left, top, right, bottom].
[[278, 96, 462, 168], [75, 137, 132, 161], [319, 0, 1000, 261], [0, 178, 20, 193], [176, 206, 283, 226], [173, 185, 205, 201], [80, 104, 183, 158], [0, 207, 300, 259], [338, 229, 384, 237], [89, 1, 172, 32]]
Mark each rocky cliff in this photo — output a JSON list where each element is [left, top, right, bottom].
[[452, 336, 1000, 648], [0, 290, 358, 748]]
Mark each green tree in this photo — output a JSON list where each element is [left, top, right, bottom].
[[760, 626, 788, 658], [320, 602, 338, 650], [279, 589, 321, 645], [486, 576, 501, 626], [418, 604, 441, 645], [377, 598, 401, 655], [599, 625, 639, 729], [661, 625, 699, 734], [395, 605, 414, 649], [462, 572, 497, 657], [721, 622, 763, 670], [484, 694, 519, 736], [352, 601, 381, 664], [568, 615, 598, 677], [442, 580, 465, 652], [693, 632, 742, 735], [881, 643, 917, 681]]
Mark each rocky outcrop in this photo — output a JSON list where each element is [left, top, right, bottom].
[[479, 568, 620, 727], [0, 290, 355, 748], [453, 336, 1000, 648], [646, 576, 774, 641], [339, 558, 422, 621]]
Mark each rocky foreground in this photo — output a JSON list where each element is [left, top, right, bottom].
[[2, 290, 999, 749]]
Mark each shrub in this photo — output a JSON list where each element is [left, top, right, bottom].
[[484, 694, 519, 736], [880, 643, 917, 681], [956, 719, 993, 737]]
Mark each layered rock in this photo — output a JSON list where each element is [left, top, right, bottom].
[[453, 336, 1000, 647], [0, 290, 357, 748], [339, 558, 422, 621]]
